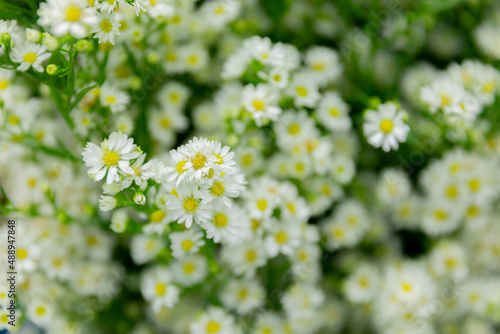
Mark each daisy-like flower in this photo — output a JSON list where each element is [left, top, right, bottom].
[[202, 204, 250, 244], [132, 0, 147, 16], [203, 175, 245, 207], [220, 278, 265, 315], [37, 0, 97, 38], [91, 12, 121, 44], [211, 141, 238, 173], [178, 137, 217, 180], [363, 102, 410, 152], [169, 229, 205, 259], [82, 131, 140, 184], [97, 0, 125, 13], [172, 254, 209, 286], [165, 146, 190, 186], [190, 307, 236, 334], [140, 266, 180, 311], [166, 184, 212, 228], [100, 83, 131, 113], [242, 83, 282, 126], [10, 42, 51, 72]]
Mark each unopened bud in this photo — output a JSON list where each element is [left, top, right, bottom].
[[42, 33, 59, 51], [47, 64, 58, 75], [133, 192, 146, 205], [76, 39, 92, 53], [26, 28, 42, 43]]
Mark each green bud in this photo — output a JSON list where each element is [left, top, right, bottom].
[[47, 64, 59, 75], [368, 96, 381, 109], [130, 76, 142, 90], [146, 51, 159, 64], [0, 32, 11, 45], [76, 39, 92, 53], [42, 33, 59, 51]]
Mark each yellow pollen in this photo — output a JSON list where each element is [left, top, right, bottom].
[[0, 80, 9, 90], [156, 283, 166, 296], [246, 250, 257, 262], [469, 179, 480, 192], [238, 289, 248, 300], [176, 160, 187, 173], [206, 321, 221, 333], [1, 314, 9, 323], [213, 213, 228, 228], [181, 240, 194, 251], [359, 278, 369, 287], [466, 205, 478, 217], [183, 197, 198, 212], [214, 154, 223, 165], [87, 236, 97, 245], [103, 151, 120, 166], [288, 124, 300, 135], [100, 19, 113, 33], [379, 119, 394, 133], [170, 93, 179, 102], [312, 62, 325, 71], [402, 283, 412, 292], [252, 99, 265, 111], [295, 163, 305, 172], [27, 178, 37, 188], [333, 227, 344, 239], [273, 74, 281, 81], [251, 219, 261, 231], [65, 6, 82, 22], [214, 5, 224, 14], [440, 94, 451, 107], [296, 86, 308, 97], [188, 55, 198, 64], [160, 117, 171, 128], [105, 96, 117, 104], [446, 186, 458, 199], [166, 52, 176, 62], [17, 248, 28, 260], [171, 189, 179, 197], [286, 203, 296, 213], [435, 210, 447, 220], [192, 153, 207, 169], [482, 81, 495, 93], [257, 199, 267, 211], [8, 115, 20, 125], [151, 210, 166, 223], [23, 52, 37, 64], [329, 108, 339, 117], [445, 258, 457, 268], [36, 306, 46, 316], [183, 263, 195, 274], [241, 154, 253, 166], [275, 232, 287, 244], [53, 258, 62, 267], [210, 182, 225, 197]]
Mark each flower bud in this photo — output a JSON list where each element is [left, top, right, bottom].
[[42, 33, 59, 51], [26, 28, 42, 43], [76, 40, 92, 53], [110, 210, 128, 233], [99, 195, 117, 211], [47, 64, 58, 76], [0, 32, 11, 45], [134, 192, 146, 205]]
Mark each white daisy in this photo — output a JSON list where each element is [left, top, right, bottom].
[[82, 131, 140, 184], [100, 83, 131, 113], [190, 307, 236, 334], [169, 229, 205, 259], [166, 184, 212, 228], [91, 12, 121, 44], [37, 0, 97, 38], [363, 102, 410, 152], [242, 83, 282, 126], [10, 41, 51, 72], [140, 266, 180, 311], [202, 204, 250, 245]]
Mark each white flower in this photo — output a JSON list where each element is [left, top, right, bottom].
[[202, 204, 250, 244], [344, 264, 380, 303], [264, 222, 301, 257], [177, 137, 217, 180], [169, 229, 205, 259], [166, 184, 212, 228], [100, 83, 130, 113], [287, 72, 321, 108], [190, 307, 236, 334], [420, 77, 465, 114], [304, 46, 342, 87], [172, 254, 209, 286], [242, 84, 282, 126], [221, 238, 268, 277], [363, 102, 410, 152], [131, 235, 165, 265], [140, 266, 180, 311], [82, 131, 140, 184], [91, 12, 121, 44], [220, 278, 265, 315], [97, 0, 125, 14], [10, 42, 51, 72], [37, 0, 97, 38], [316, 91, 351, 131]]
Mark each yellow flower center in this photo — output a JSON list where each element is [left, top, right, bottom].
[[103, 151, 120, 166], [251, 219, 261, 231], [188, 55, 198, 64], [246, 250, 257, 262], [210, 182, 225, 197], [66, 6, 82, 22], [257, 199, 267, 211], [213, 212, 228, 228], [469, 179, 480, 192], [329, 108, 339, 117], [105, 96, 116, 104], [183, 197, 198, 212], [184, 263, 195, 274], [160, 117, 171, 128], [446, 186, 458, 199], [402, 283, 412, 292], [379, 119, 394, 134], [214, 154, 223, 165], [206, 321, 221, 333], [17, 248, 28, 260], [288, 124, 300, 135], [252, 99, 265, 111], [87, 236, 98, 245], [238, 289, 248, 300], [435, 210, 447, 220], [241, 154, 253, 166], [36, 306, 46, 316], [312, 62, 325, 71], [440, 94, 451, 107], [482, 81, 495, 93], [156, 283, 166, 296], [8, 115, 20, 125], [359, 277, 369, 287], [275, 232, 287, 244], [150, 210, 166, 223], [296, 86, 308, 97], [181, 240, 194, 251], [100, 19, 113, 33], [23, 52, 37, 64], [192, 152, 207, 169], [176, 160, 187, 173], [1, 314, 8, 323], [466, 205, 478, 217], [0, 80, 9, 90]]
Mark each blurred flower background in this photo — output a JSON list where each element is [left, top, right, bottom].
[[0, 0, 500, 333]]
